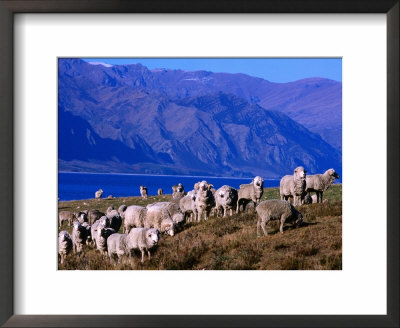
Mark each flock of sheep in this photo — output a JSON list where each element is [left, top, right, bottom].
[[58, 168, 339, 265]]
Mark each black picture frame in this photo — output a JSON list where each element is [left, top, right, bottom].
[[0, 1, 398, 327]]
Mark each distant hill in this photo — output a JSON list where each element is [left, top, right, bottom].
[[58, 59, 341, 178]]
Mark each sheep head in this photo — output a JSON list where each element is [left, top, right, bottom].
[[253, 176, 264, 189], [146, 228, 160, 246], [327, 168, 340, 179], [294, 166, 307, 179]]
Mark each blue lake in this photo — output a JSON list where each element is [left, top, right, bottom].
[[58, 172, 280, 201]]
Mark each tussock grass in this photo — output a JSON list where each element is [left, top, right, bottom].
[[58, 184, 342, 270]]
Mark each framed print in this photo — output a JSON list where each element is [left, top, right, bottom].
[[0, 0, 398, 327]]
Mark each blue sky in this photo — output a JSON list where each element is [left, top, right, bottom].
[[81, 58, 342, 83]]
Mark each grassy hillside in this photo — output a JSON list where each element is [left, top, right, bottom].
[[58, 184, 342, 270]]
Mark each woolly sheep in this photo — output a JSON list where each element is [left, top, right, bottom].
[[106, 206, 114, 215], [306, 168, 340, 203], [58, 231, 72, 264], [144, 206, 176, 236], [158, 188, 163, 196], [86, 209, 105, 225], [237, 176, 264, 213], [172, 183, 185, 200], [256, 200, 303, 236], [95, 189, 103, 199], [118, 204, 127, 218], [123, 205, 147, 234], [107, 228, 160, 263], [91, 216, 110, 247], [72, 221, 87, 254], [81, 222, 92, 245], [107, 209, 122, 232], [58, 211, 75, 227], [95, 226, 116, 256], [74, 211, 87, 224], [215, 185, 238, 217], [279, 166, 307, 206], [140, 185, 148, 199], [179, 190, 197, 222], [147, 202, 185, 228], [194, 181, 215, 221]]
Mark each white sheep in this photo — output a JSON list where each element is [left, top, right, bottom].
[[140, 185, 148, 199], [306, 168, 340, 203], [107, 228, 160, 263], [72, 221, 87, 254], [172, 183, 185, 200], [236, 176, 264, 213], [256, 199, 303, 236], [58, 211, 75, 227], [118, 204, 127, 218], [95, 226, 116, 256], [194, 181, 215, 221], [74, 211, 87, 224], [95, 189, 103, 199], [146, 202, 185, 228], [91, 216, 110, 247], [215, 185, 238, 217], [144, 206, 176, 236], [157, 188, 163, 196], [58, 231, 72, 264], [279, 166, 307, 206], [123, 205, 147, 234], [179, 190, 197, 222], [85, 209, 105, 225]]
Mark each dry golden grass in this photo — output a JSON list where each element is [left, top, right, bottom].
[[58, 184, 342, 270]]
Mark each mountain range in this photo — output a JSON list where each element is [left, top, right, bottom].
[[58, 59, 342, 178]]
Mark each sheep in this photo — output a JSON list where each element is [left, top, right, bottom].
[[124, 205, 175, 236], [123, 205, 147, 234], [107, 228, 160, 263], [107, 195, 113, 199], [58, 211, 75, 227], [86, 209, 105, 225], [118, 204, 127, 218], [73, 211, 87, 224], [146, 202, 185, 228], [107, 209, 122, 232], [140, 185, 148, 199], [58, 231, 72, 264], [279, 166, 307, 206], [236, 176, 264, 213], [306, 168, 340, 203], [157, 188, 163, 196], [81, 222, 92, 245], [194, 181, 215, 221], [215, 185, 238, 217], [179, 190, 197, 222], [106, 206, 114, 215], [72, 221, 88, 254], [95, 189, 103, 199], [91, 216, 110, 247], [172, 183, 185, 200], [95, 226, 116, 256], [144, 206, 176, 236], [256, 200, 303, 236]]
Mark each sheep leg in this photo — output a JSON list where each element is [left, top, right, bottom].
[[280, 215, 286, 234], [147, 250, 151, 261], [141, 249, 145, 263], [319, 192, 323, 203], [257, 217, 262, 237], [260, 219, 269, 236]]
